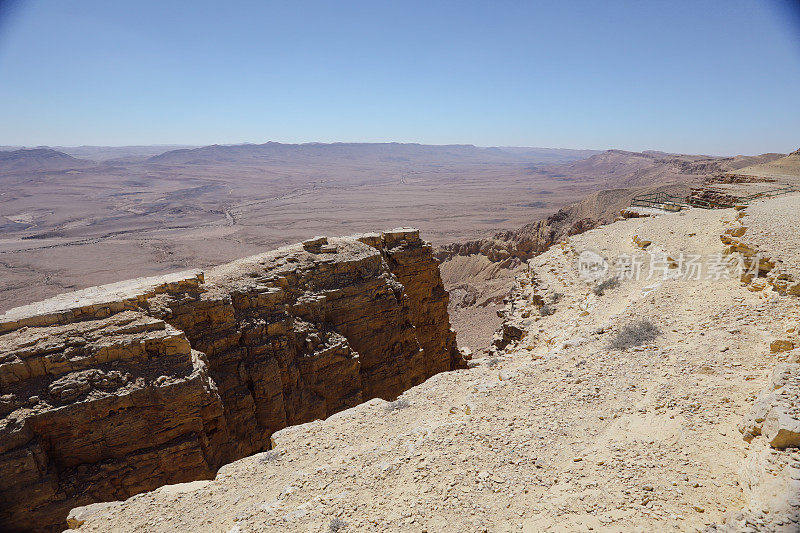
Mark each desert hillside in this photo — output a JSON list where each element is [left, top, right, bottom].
[[62, 193, 800, 532], [2, 145, 797, 532], [437, 150, 787, 350], [724, 149, 800, 180], [0, 149, 93, 172]]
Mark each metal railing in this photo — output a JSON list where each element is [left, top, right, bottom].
[[630, 192, 691, 209], [737, 185, 799, 203], [630, 184, 799, 212]]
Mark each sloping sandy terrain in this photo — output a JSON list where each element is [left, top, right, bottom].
[[745, 195, 800, 277], [437, 152, 790, 351], [728, 149, 800, 181], [67, 196, 800, 533]]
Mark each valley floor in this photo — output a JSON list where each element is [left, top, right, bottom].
[[69, 197, 800, 532]]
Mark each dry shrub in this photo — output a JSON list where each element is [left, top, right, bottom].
[[329, 518, 348, 532], [608, 319, 660, 350], [593, 277, 621, 296]]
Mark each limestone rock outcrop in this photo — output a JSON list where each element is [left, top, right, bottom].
[[739, 363, 800, 448], [687, 187, 741, 208], [715, 361, 800, 531], [0, 229, 465, 532], [436, 207, 598, 265], [710, 203, 800, 532]]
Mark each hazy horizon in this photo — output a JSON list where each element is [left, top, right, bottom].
[[0, 140, 789, 159], [1, 0, 799, 155]]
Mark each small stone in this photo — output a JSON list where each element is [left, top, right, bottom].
[[302, 236, 328, 252], [771, 339, 796, 353]]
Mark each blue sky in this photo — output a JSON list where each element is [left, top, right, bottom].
[[0, 0, 798, 155]]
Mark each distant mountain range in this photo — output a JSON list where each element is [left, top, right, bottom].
[[0, 142, 602, 171], [0, 145, 197, 161], [3, 142, 788, 182], [529, 148, 787, 188], [0, 148, 93, 172], [3, 143, 790, 184], [145, 142, 601, 166]]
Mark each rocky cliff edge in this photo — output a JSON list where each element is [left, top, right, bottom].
[[0, 228, 466, 532]]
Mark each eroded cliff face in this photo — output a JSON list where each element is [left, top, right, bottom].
[[0, 228, 465, 532]]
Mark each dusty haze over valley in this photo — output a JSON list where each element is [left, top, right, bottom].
[[0, 143, 600, 308], [0, 143, 785, 349]]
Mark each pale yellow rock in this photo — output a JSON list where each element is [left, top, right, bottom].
[[66, 501, 122, 529], [632, 234, 652, 249]]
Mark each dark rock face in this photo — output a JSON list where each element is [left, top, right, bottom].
[[0, 229, 465, 532]]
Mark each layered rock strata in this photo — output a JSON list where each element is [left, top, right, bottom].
[[435, 207, 598, 265], [720, 207, 800, 296], [0, 228, 464, 532]]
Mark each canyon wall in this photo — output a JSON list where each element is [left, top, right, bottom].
[[0, 228, 465, 532]]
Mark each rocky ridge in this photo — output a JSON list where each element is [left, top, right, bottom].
[[437, 151, 789, 351], [66, 196, 800, 532], [708, 198, 800, 531], [437, 187, 670, 349], [496, 197, 800, 532], [0, 228, 465, 532]]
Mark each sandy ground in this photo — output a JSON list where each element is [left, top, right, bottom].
[[743, 194, 800, 276], [69, 198, 800, 532], [731, 151, 800, 181]]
